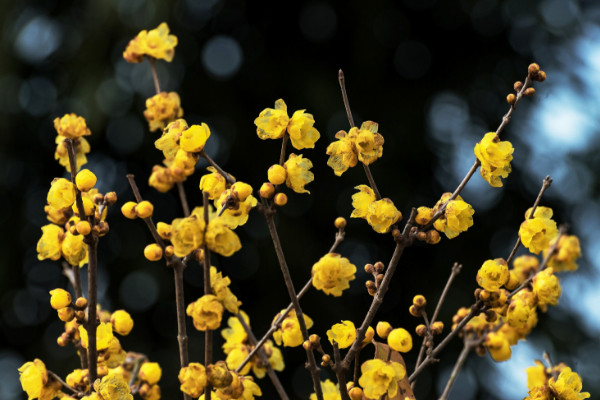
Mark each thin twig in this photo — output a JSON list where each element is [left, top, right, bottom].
[[237, 313, 290, 400], [353, 350, 361, 385], [126, 174, 165, 247], [342, 208, 417, 369], [263, 209, 324, 400], [505, 176, 553, 265], [48, 370, 84, 397], [362, 164, 382, 200], [279, 134, 289, 166], [200, 151, 236, 185], [178, 182, 190, 217], [202, 191, 213, 400], [438, 339, 476, 400], [333, 342, 351, 400], [128, 354, 149, 389], [148, 58, 161, 94], [338, 70, 355, 128]]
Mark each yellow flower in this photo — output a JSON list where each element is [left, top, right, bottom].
[[155, 119, 188, 160], [284, 154, 314, 194], [170, 214, 205, 257], [123, 22, 178, 63], [210, 267, 242, 313], [474, 132, 514, 187], [222, 312, 249, 350], [54, 136, 90, 172], [66, 369, 88, 393], [272, 309, 312, 347], [19, 359, 61, 400], [366, 198, 402, 234], [110, 310, 134, 336], [215, 189, 257, 229], [310, 379, 340, 400], [180, 123, 211, 153], [507, 294, 537, 330], [311, 253, 356, 297], [179, 363, 207, 398], [387, 328, 412, 353], [187, 294, 225, 331], [287, 109, 320, 150], [433, 195, 474, 239], [206, 219, 242, 258], [484, 332, 511, 362], [513, 255, 540, 284], [353, 121, 384, 165], [326, 130, 358, 176], [97, 373, 133, 400], [37, 224, 64, 261], [47, 178, 76, 211], [49, 289, 71, 310], [350, 185, 376, 219], [143, 92, 184, 132], [79, 322, 114, 350], [476, 259, 510, 292], [200, 167, 228, 200], [139, 362, 162, 385], [358, 359, 406, 400], [527, 360, 548, 389], [519, 206, 559, 254], [532, 268, 561, 309], [238, 376, 262, 400], [548, 367, 590, 400], [254, 99, 289, 140], [415, 206, 434, 225], [327, 320, 356, 348], [103, 337, 127, 369], [75, 169, 97, 192], [61, 232, 88, 267], [545, 235, 581, 272], [54, 113, 91, 139]]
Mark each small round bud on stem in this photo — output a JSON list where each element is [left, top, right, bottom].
[[431, 321, 444, 335], [425, 230, 441, 244], [375, 274, 384, 287], [105, 192, 117, 205], [75, 169, 97, 192], [409, 305, 421, 317], [268, 164, 287, 185], [524, 87, 536, 97], [75, 310, 86, 322], [364, 264, 374, 274], [415, 324, 427, 337], [58, 307, 75, 322], [485, 309, 497, 322], [506, 93, 516, 105], [514, 81, 523, 92], [75, 297, 88, 309], [274, 192, 287, 206], [505, 271, 519, 290], [76, 221, 91, 236], [349, 387, 363, 400], [57, 335, 67, 347], [416, 231, 427, 241], [413, 295, 427, 307], [321, 354, 331, 364], [136, 201, 154, 219], [97, 221, 109, 236], [376, 321, 393, 339], [535, 70, 546, 82], [302, 340, 312, 351], [528, 63, 540, 75], [121, 201, 137, 219], [392, 229, 402, 241], [374, 261, 385, 274], [164, 245, 175, 257], [334, 217, 346, 230], [92, 193, 104, 205], [309, 334, 320, 345], [259, 182, 275, 199], [144, 244, 163, 261]]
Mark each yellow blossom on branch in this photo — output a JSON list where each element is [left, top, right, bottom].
[[180, 123, 211, 153], [254, 99, 290, 140], [311, 253, 356, 297], [110, 310, 134, 336], [18, 359, 61, 400], [387, 328, 412, 353], [144, 92, 184, 132], [54, 113, 91, 139], [325, 130, 357, 176], [210, 266, 242, 313], [206, 218, 242, 257], [97, 373, 133, 400], [432, 193, 474, 239], [123, 22, 178, 63], [61, 231, 88, 267], [358, 358, 406, 400], [170, 213, 205, 257], [283, 153, 314, 193], [310, 379, 340, 400], [272, 309, 313, 347], [350, 185, 376, 219], [200, 167, 228, 200], [287, 109, 320, 150], [214, 186, 257, 229], [476, 258, 510, 292], [512, 255, 540, 284], [79, 322, 114, 350], [47, 178, 76, 211], [366, 198, 402, 234], [526, 360, 548, 389], [548, 367, 590, 400], [36, 224, 64, 261], [55, 136, 90, 172], [545, 235, 581, 272], [327, 320, 356, 348], [187, 294, 225, 331], [139, 362, 162, 385], [354, 121, 384, 165], [484, 332, 511, 362], [532, 268, 561, 309], [474, 132, 514, 187], [519, 206, 558, 254], [155, 119, 187, 160], [179, 363, 207, 398]]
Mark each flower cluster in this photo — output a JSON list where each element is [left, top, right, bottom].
[[326, 121, 384, 176], [351, 185, 402, 233], [524, 361, 589, 400], [415, 193, 474, 240]]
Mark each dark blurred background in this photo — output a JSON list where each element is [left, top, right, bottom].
[[1, 0, 599, 399]]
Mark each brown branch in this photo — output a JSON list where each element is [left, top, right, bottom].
[[237, 313, 290, 400], [128, 354, 149, 390], [338, 70, 355, 128], [202, 191, 213, 400], [438, 339, 476, 400], [263, 208, 324, 400], [126, 174, 165, 247], [178, 182, 190, 217], [362, 163, 382, 201], [148, 58, 161, 94], [505, 176, 553, 265], [279, 134, 289, 166], [48, 369, 84, 397], [333, 342, 351, 400], [200, 150, 236, 185]]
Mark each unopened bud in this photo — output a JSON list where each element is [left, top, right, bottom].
[[506, 93, 516, 105], [364, 264, 374, 274], [528, 63, 540, 75], [334, 217, 346, 230], [374, 261, 385, 273], [514, 81, 523, 92], [259, 182, 275, 199], [274, 192, 287, 206], [524, 87, 536, 97], [415, 324, 427, 337], [413, 295, 426, 307], [431, 321, 444, 335]]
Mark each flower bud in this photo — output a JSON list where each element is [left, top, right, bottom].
[[349, 387, 363, 400], [375, 273, 383, 286], [506, 93, 516, 105], [165, 245, 175, 257], [361, 326, 375, 347], [231, 182, 253, 202], [156, 222, 172, 239], [514, 81, 523, 92], [334, 217, 346, 230], [388, 328, 412, 353], [524, 87, 535, 97], [105, 192, 117, 205], [309, 334, 320, 345], [535, 70, 546, 82], [528, 63, 540, 75], [136, 201, 154, 219], [413, 295, 426, 307], [76, 221, 91, 236], [268, 164, 287, 185], [415, 324, 427, 336], [50, 289, 72, 310], [259, 182, 275, 199], [426, 230, 441, 244], [416, 231, 427, 241], [374, 261, 384, 273], [58, 307, 75, 322], [75, 169, 97, 192], [75, 297, 88, 309], [321, 354, 331, 363], [376, 321, 392, 339], [409, 305, 421, 317], [364, 264, 374, 274], [274, 192, 287, 206], [121, 201, 137, 219], [431, 321, 444, 335], [111, 310, 134, 336], [144, 244, 163, 261]]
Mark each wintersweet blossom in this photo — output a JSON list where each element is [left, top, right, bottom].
[[36, 225, 64, 261], [474, 132, 514, 187], [179, 363, 207, 398], [284, 154, 314, 193], [310, 380, 341, 400], [200, 167, 228, 200], [272, 309, 313, 347], [358, 359, 406, 399], [187, 294, 225, 331], [54, 113, 91, 139], [254, 99, 290, 140], [311, 253, 356, 297], [326, 320, 356, 348], [287, 109, 320, 150], [123, 22, 178, 63], [545, 235, 581, 272], [548, 367, 590, 400], [433, 194, 474, 239], [325, 130, 357, 176], [143, 92, 184, 131], [519, 206, 559, 254], [476, 258, 510, 292]]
